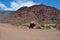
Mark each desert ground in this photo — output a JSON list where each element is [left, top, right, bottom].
[[0, 23, 60, 40]]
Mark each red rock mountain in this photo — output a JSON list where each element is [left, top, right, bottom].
[[2, 4, 60, 24]]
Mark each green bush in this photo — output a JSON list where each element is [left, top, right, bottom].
[[39, 23, 51, 29], [40, 23, 46, 29]]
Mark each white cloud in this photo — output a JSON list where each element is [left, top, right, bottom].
[[0, 0, 37, 11], [0, 2, 14, 10], [0, 2, 7, 10]]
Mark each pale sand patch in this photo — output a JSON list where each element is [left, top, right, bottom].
[[0, 23, 60, 40]]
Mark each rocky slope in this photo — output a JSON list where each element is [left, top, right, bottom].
[[1, 4, 60, 24]]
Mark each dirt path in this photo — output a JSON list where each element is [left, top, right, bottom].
[[0, 23, 60, 40]]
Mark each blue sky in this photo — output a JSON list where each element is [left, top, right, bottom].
[[0, 0, 60, 11]]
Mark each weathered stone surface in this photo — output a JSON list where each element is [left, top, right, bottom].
[[28, 21, 41, 29], [1, 4, 60, 24]]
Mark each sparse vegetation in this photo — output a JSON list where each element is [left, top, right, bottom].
[[12, 23, 28, 28], [0, 20, 8, 23], [12, 23, 21, 26], [12, 22, 60, 30], [56, 25, 60, 30], [39, 23, 46, 29]]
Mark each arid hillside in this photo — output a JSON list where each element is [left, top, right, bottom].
[[1, 4, 60, 24]]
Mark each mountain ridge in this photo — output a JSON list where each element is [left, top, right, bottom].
[[1, 4, 60, 24]]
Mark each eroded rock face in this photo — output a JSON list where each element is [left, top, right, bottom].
[[1, 4, 60, 24], [29, 21, 41, 29]]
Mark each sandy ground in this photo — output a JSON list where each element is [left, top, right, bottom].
[[0, 23, 60, 40]]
